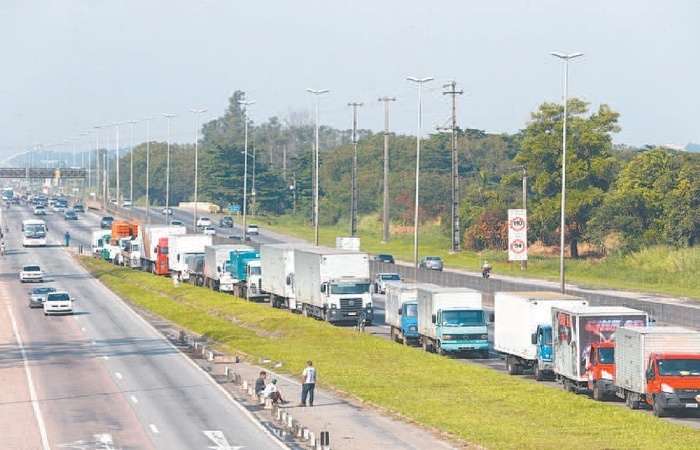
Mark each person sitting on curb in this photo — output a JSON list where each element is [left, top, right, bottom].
[[263, 378, 287, 404], [255, 371, 267, 395]]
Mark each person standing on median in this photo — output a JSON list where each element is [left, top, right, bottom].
[[299, 360, 317, 407], [64, 231, 70, 247]]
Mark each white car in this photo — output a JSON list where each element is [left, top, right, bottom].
[[44, 291, 73, 316], [202, 226, 216, 236], [162, 207, 173, 215], [122, 199, 132, 207], [196, 217, 212, 228], [20, 265, 44, 283], [33, 205, 46, 215], [246, 224, 259, 235]]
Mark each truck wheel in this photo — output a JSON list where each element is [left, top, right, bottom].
[[507, 356, 518, 375], [436, 342, 445, 356], [625, 392, 639, 410], [593, 384, 603, 401], [653, 398, 667, 418], [534, 365, 544, 381]]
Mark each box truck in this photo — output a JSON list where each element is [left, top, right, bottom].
[[260, 243, 315, 311], [417, 285, 489, 357], [494, 291, 588, 381], [614, 326, 700, 417], [140, 224, 187, 275], [203, 245, 252, 292], [385, 283, 420, 345], [293, 246, 372, 324], [168, 234, 212, 281], [228, 248, 267, 301]]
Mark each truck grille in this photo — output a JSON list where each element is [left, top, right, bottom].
[[444, 334, 485, 340], [340, 298, 364, 312]]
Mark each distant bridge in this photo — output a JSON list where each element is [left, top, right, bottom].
[[0, 167, 87, 179]]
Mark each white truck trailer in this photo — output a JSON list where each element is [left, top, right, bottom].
[[416, 286, 489, 357], [551, 306, 648, 392], [140, 224, 186, 275], [260, 243, 314, 311], [614, 326, 700, 417], [385, 283, 420, 345], [494, 291, 588, 381], [167, 234, 212, 281], [203, 244, 252, 292], [293, 246, 372, 324]]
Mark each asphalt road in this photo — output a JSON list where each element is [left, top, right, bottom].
[[0, 204, 286, 450]]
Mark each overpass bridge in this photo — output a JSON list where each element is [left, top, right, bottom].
[[0, 167, 87, 179]]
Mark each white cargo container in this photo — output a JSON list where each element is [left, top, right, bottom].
[[614, 326, 700, 416], [385, 283, 420, 345], [551, 306, 648, 391], [293, 246, 372, 324], [168, 234, 212, 281], [494, 291, 587, 380], [203, 244, 252, 292], [260, 243, 315, 311]]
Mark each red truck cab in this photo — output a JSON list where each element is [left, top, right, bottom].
[[155, 237, 170, 275], [644, 353, 700, 417], [587, 341, 616, 401]]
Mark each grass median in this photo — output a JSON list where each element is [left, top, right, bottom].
[[80, 256, 700, 450]]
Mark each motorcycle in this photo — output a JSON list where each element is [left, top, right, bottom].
[[482, 266, 492, 278]]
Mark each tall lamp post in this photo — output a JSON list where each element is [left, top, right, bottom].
[[162, 113, 177, 224], [406, 76, 434, 268], [190, 108, 207, 228], [126, 119, 138, 206], [551, 51, 583, 294], [93, 125, 102, 199], [238, 100, 255, 240], [113, 122, 123, 205], [142, 116, 154, 224], [307, 88, 330, 246]]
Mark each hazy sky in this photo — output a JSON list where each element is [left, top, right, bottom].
[[1, 0, 698, 160]]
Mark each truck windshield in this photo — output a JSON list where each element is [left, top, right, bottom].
[[599, 347, 614, 364], [331, 283, 370, 295], [442, 310, 484, 327], [405, 303, 418, 318], [542, 327, 552, 346], [658, 359, 700, 376], [249, 265, 261, 276]]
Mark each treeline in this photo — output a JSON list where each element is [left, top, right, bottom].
[[107, 90, 700, 256]]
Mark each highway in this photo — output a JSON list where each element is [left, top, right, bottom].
[[0, 204, 286, 450]]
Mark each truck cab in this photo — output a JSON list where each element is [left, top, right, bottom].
[[586, 341, 616, 400], [531, 324, 555, 380], [320, 277, 373, 324], [645, 353, 700, 417], [433, 306, 489, 358], [397, 300, 419, 344]]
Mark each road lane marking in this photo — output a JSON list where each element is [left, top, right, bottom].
[[102, 355, 109, 360], [8, 303, 50, 450], [149, 424, 159, 434], [203, 431, 243, 450], [115, 372, 123, 380], [130, 395, 138, 404], [91, 340, 97, 345], [81, 327, 86, 332]]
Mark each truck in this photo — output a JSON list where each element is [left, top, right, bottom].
[[494, 291, 588, 381], [416, 285, 489, 357], [260, 243, 315, 311], [614, 326, 700, 417], [385, 283, 420, 345], [551, 306, 648, 393], [91, 230, 111, 257], [168, 234, 212, 282], [118, 235, 143, 268], [203, 244, 251, 292], [293, 246, 373, 324], [140, 224, 187, 275], [229, 247, 267, 301]]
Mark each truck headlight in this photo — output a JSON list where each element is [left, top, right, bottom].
[[481, 334, 488, 340], [661, 383, 675, 394], [330, 304, 337, 309], [442, 334, 454, 341], [408, 326, 417, 331]]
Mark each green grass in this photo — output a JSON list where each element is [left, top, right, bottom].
[[81, 256, 700, 450], [259, 214, 700, 301]]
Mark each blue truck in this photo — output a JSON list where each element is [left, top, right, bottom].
[[385, 283, 420, 345], [228, 248, 267, 301]]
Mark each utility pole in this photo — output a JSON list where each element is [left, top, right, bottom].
[[441, 81, 464, 252], [521, 165, 528, 270], [378, 96, 395, 243], [348, 102, 363, 236]]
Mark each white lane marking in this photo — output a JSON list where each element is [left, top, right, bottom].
[[130, 395, 138, 404], [203, 430, 243, 450], [115, 372, 122, 380], [81, 327, 86, 332], [149, 424, 159, 434], [57, 433, 115, 449], [102, 355, 109, 360], [91, 340, 97, 345], [8, 304, 50, 450]]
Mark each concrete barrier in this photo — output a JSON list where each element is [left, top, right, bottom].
[[242, 380, 248, 391], [179, 331, 186, 343]]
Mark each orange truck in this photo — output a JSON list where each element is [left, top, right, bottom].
[[614, 326, 700, 417], [586, 341, 616, 400]]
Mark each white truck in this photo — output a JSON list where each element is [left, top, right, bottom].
[[385, 283, 420, 345], [293, 246, 372, 324], [91, 230, 111, 257], [203, 244, 251, 292], [140, 224, 187, 275], [614, 326, 700, 417], [416, 286, 489, 358], [494, 291, 588, 381], [551, 306, 648, 392], [260, 243, 314, 311], [167, 234, 212, 282]]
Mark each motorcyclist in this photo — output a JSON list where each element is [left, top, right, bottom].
[[482, 260, 492, 278]]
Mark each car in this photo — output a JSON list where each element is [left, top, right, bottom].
[[373, 272, 403, 294], [169, 219, 184, 226], [64, 210, 78, 220], [44, 291, 73, 316], [162, 207, 173, 215], [419, 256, 444, 271], [202, 225, 216, 236], [20, 265, 44, 283], [109, 199, 118, 206], [196, 216, 212, 228], [11, 197, 19, 204], [246, 224, 259, 235], [53, 202, 67, 212], [100, 216, 114, 229], [374, 253, 395, 264], [33, 205, 46, 215], [29, 286, 57, 308], [219, 216, 234, 228], [122, 199, 132, 207], [72, 204, 85, 213]]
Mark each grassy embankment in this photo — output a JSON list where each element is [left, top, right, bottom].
[[81, 256, 700, 450], [258, 214, 700, 301]]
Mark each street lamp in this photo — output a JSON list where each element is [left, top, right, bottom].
[[238, 100, 255, 239], [406, 76, 434, 268], [162, 113, 177, 224], [142, 116, 154, 224], [551, 51, 583, 294], [190, 108, 207, 229], [93, 125, 101, 199], [112, 122, 123, 205], [126, 120, 138, 207], [307, 88, 330, 246]]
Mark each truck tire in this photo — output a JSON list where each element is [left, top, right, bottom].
[[436, 342, 445, 356], [507, 355, 518, 375], [653, 398, 667, 418], [625, 392, 640, 410], [534, 365, 544, 381], [593, 383, 603, 401]]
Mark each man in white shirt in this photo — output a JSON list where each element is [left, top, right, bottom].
[[263, 378, 285, 404], [299, 361, 317, 407]]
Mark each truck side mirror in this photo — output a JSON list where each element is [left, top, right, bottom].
[[646, 368, 655, 381], [286, 275, 292, 286], [531, 333, 537, 345], [397, 308, 402, 316], [320, 284, 326, 293], [217, 266, 221, 273], [431, 314, 436, 324], [488, 313, 495, 323]]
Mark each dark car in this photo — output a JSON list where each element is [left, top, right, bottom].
[[374, 253, 395, 264], [73, 204, 85, 213], [101, 216, 114, 229], [64, 210, 78, 220], [219, 216, 234, 228], [419, 256, 444, 271]]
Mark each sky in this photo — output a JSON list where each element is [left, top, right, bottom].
[[1, 0, 698, 161]]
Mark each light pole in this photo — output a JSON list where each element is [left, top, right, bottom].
[[190, 108, 207, 228], [406, 76, 434, 268], [93, 125, 101, 198], [126, 120, 138, 206], [551, 51, 583, 294], [142, 116, 154, 224], [113, 122, 123, 204], [103, 123, 112, 204], [238, 100, 255, 239], [162, 113, 177, 224], [307, 88, 329, 246]]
